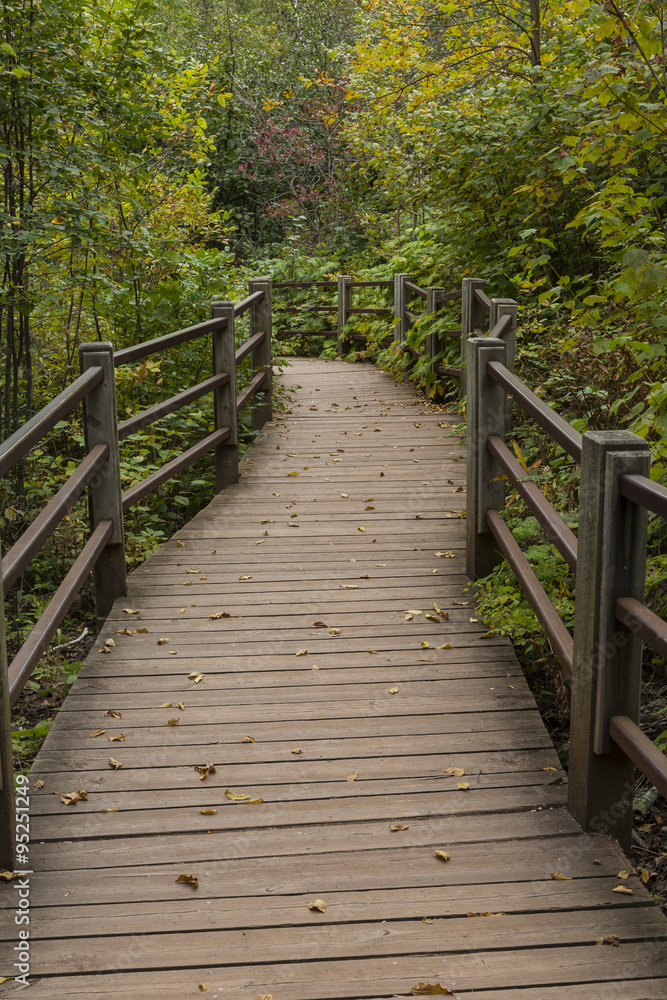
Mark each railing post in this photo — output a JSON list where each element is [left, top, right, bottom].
[[465, 336, 508, 580], [425, 286, 446, 361], [211, 302, 238, 491], [0, 580, 14, 870], [568, 431, 650, 851], [337, 275, 352, 356], [490, 298, 517, 423], [460, 277, 486, 398], [393, 273, 410, 344], [249, 277, 272, 431], [79, 343, 126, 628]]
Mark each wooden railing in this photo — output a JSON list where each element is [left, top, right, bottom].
[[467, 332, 667, 851], [0, 279, 272, 866]]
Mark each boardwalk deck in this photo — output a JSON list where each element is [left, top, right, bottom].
[[2, 357, 667, 998]]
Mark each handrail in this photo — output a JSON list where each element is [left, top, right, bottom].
[[234, 289, 265, 317], [235, 331, 265, 365], [8, 519, 114, 704], [474, 286, 492, 310], [404, 280, 427, 299], [488, 312, 513, 340], [609, 716, 667, 799], [435, 289, 463, 304], [2, 443, 110, 593], [615, 597, 667, 661], [486, 435, 578, 572], [0, 366, 104, 477], [114, 316, 227, 366], [620, 472, 667, 520], [487, 361, 583, 461], [236, 370, 266, 413], [118, 373, 230, 440], [121, 427, 231, 512], [273, 280, 338, 288], [485, 508, 574, 676]]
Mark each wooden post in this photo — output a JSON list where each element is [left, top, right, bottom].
[[211, 302, 238, 492], [79, 343, 126, 628], [393, 273, 410, 344], [249, 277, 272, 431], [465, 336, 507, 580], [0, 579, 14, 870], [568, 431, 650, 851], [460, 278, 486, 398], [337, 275, 352, 356], [490, 298, 517, 423]]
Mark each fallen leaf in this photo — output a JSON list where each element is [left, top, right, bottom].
[[542, 766, 558, 771], [157, 637, 170, 645], [258, 994, 273, 1000], [152, 702, 173, 709], [436, 643, 452, 650], [242, 736, 256, 743], [389, 687, 399, 694], [340, 584, 359, 589], [390, 823, 409, 831], [422, 916, 433, 923], [225, 789, 252, 801], [358, 526, 366, 532], [98, 807, 120, 813], [123, 608, 141, 615], [105, 710, 122, 719], [641, 868, 650, 884], [424, 614, 440, 622], [410, 982, 453, 995], [239, 575, 253, 581], [329, 628, 341, 636], [175, 874, 199, 888], [188, 672, 206, 683], [291, 747, 303, 755], [109, 733, 126, 742], [457, 781, 470, 791], [313, 621, 327, 627], [116, 628, 133, 636], [33, 779, 45, 789], [366, 649, 378, 655], [612, 885, 633, 894], [467, 911, 507, 917], [434, 850, 451, 862], [443, 767, 465, 777], [311, 665, 319, 670], [199, 987, 207, 992], [194, 763, 216, 780], [347, 771, 358, 781], [295, 649, 308, 656], [434, 551, 455, 559], [176, 541, 186, 548], [209, 612, 232, 620], [551, 871, 572, 880], [340, 493, 348, 498], [89, 729, 106, 739], [165, 718, 180, 727], [307, 899, 327, 912], [200, 809, 217, 815], [134, 627, 149, 634], [421, 641, 430, 649], [108, 758, 122, 771], [596, 935, 621, 947], [617, 870, 630, 880], [59, 790, 88, 805]]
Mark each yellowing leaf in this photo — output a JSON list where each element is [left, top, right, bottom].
[[389, 687, 399, 694], [551, 871, 572, 880], [165, 718, 180, 727], [307, 899, 327, 912], [410, 982, 453, 995], [291, 747, 303, 754], [457, 781, 470, 791], [89, 729, 106, 739], [152, 702, 173, 709], [176, 541, 186, 548], [612, 885, 633, 894], [424, 614, 440, 622], [134, 627, 149, 634], [239, 575, 253, 581], [98, 807, 120, 813], [421, 641, 430, 649], [175, 874, 199, 888], [434, 551, 455, 559], [109, 733, 126, 742], [422, 916, 433, 923], [358, 525, 365, 532], [242, 736, 256, 743], [617, 870, 630, 880], [329, 628, 341, 636], [295, 649, 308, 656], [200, 809, 217, 815], [225, 789, 251, 801], [434, 850, 451, 862]]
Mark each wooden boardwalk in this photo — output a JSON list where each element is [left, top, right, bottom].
[[2, 358, 667, 998]]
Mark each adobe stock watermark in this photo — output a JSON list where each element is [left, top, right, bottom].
[[12, 773, 32, 987]]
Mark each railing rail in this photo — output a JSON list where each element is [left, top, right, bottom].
[[467, 333, 667, 851]]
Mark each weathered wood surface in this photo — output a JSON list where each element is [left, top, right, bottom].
[[2, 358, 666, 998]]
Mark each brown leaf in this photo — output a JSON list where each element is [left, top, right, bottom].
[[59, 790, 88, 805], [443, 767, 465, 777], [312, 621, 328, 627], [307, 899, 327, 912], [596, 935, 621, 947], [105, 710, 122, 719], [176, 702, 185, 711], [98, 807, 120, 813], [33, 779, 45, 790], [123, 608, 141, 615], [242, 736, 256, 743], [209, 612, 232, 619], [390, 823, 409, 831], [0, 870, 17, 880], [116, 628, 133, 636], [612, 885, 633, 894], [616, 870, 630, 880], [165, 718, 180, 727], [175, 874, 199, 888], [109, 733, 126, 742], [410, 983, 453, 995], [434, 850, 451, 862], [108, 758, 122, 771], [152, 702, 173, 709], [194, 763, 216, 780], [200, 809, 218, 815], [188, 672, 205, 683], [134, 627, 149, 634], [157, 637, 170, 645], [89, 729, 106, 739], [347, 771, 358, 781], [176, 541, 186, 548]]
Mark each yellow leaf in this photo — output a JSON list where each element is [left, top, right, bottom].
[[199, 986, 207, 992], [347, 771, 358, 781], [612, 885, 633, 894], [188, 672, 206, 683], [134, 627, 149, 634], [389, 687, 399, 694], [410, 982, 453, 994], [329, 628, 341, 636], [358, 525, 365, 532], [152, 703, 173, 709], [616, 870, 630, 880], [176, 541, 186, 548], [424, 614, 440, 622], [98, 807, 120, 813], [390, 823, 409, 831], [422, 916, 433, 923], [307, 899, 327, 912], [295, 649, 308, 656], [443, 767, 465, 777], [340, 584, 358, 589], [116, 628, 133, 636], [551, 871, 572, 880], [291, 747, 303, 754], [175, 874, 199, 888], [641, 868, 650, 884], [123, 608, 141, 614], [176, 702, 185, 711], [200, 809, 217, 815], [0, 871, 16, 880], [239, 575, 252, 581], [242, 736, 256, 743], [421, 641, 430, 649], [457, 781, 470, 791], [109, 733, 126, 742], [225, 789, 251, 801], [434, 850, 451, 862], [105, 709, 122, 718], [89, 729, 106, 739], [209, 612, 232, 619], [436, 643, 452, 650], [108, 758, 122, 771], [165, 718, 180, 727], [157, 637, 170, 645]]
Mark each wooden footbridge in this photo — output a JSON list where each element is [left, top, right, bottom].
[[2, 276, 667, 997]]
